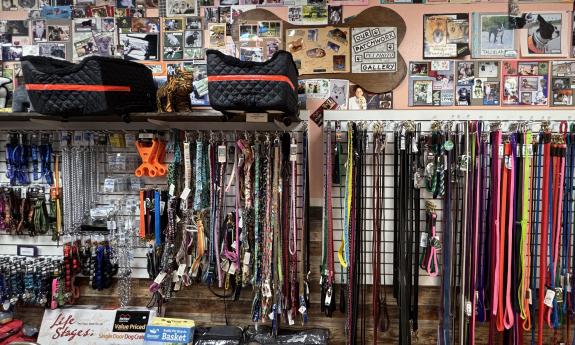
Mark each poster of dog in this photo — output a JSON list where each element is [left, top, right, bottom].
[[38, 42, 66, 59], [520, 12, 566, 57], [328, 79, 348, 109], [472, 13, 516, 58]]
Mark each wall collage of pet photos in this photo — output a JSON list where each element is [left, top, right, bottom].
[[0, 1, 575, 112]]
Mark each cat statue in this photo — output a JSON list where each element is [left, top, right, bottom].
[[0, 77, 12, 109]]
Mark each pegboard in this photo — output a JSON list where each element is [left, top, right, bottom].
[[323, 109, 575, 288], [0, 125, 307, 281]]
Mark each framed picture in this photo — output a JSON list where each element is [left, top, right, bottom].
[[471, 12, 517, 58], [423, 13, 469, 59], [519, 12, 568, 57], [501, 60, 548, 105]]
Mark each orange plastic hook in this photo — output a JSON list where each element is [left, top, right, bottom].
[[135, 139, 160, 177]]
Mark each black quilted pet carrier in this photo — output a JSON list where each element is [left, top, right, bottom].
[[206, 49, 299, 117], [21, 56, 156, 118]]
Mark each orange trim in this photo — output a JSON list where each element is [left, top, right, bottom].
[[25, 84, 131, 92], [207, 74, 295, 90]]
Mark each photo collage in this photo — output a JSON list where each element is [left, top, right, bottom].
[[287, 26, 349, 74], [456, 60, 501, 106], [408, 60, 454, 106], [551, 60, 575, 107], [501, 60, 549, 106], [238, 20, 282, 62]]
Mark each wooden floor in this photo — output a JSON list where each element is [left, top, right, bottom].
[[13, 208, 575, 344]]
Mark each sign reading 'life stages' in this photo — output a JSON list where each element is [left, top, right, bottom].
[[351, 27, 397, 73]]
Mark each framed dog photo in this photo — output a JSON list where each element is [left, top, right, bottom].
[[166, 0, 196, 17], [163, 31, 184, 60], [119, 33, 159, 60], [519, 12, 568, 57], [471, 12, 517, 59], [423, 13, 469, 59], [551, 61, 575, 106]]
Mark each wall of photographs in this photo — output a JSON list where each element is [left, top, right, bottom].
[[1, 1, 575, 200]]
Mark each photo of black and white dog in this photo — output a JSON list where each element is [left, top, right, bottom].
[[523, 13, 562, 55], [489, 23, 504, 44]]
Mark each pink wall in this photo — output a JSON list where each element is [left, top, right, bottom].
[[304, 2, 574, 202], [3, 2, 574, 201]]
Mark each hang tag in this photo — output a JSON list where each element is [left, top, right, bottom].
[[555, 287, 564, 303], [420, 232, 429, 248], [544, 288, 555, 307], [498, 144, 504, 157], [174, 280, 182, 291], [400, 136, 406, 150], [154, 272, 167, 284], [412, 137, 419, 153], [180, 187, 191, 200], [169, 184, 175, 197], [218, 145, 227, 163], [287, 313, 295, 326], [505, 156, 512, 170], [567, 273, 572, 293], [465, 301, 472, 317], [298, 305, 307, 315], [290, 144, 298, 162], [172, 271, 179, 283], [268, 312, 275, 320], [160, 201, 166, 215], [459, 155, 469, 172], [527, 144, 533, 157], [430, 236, 442, 250], [324, 288, 332, 306], [177, 263, 187, 276], [228, 262, 237, 275], [221, 259, 230, 273], [526, 288, 532, 305], [263, 283, 272, 298], [243, 252, 251, 265]]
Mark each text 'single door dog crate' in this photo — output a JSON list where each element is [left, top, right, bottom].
[[21, 56, 157, 117]]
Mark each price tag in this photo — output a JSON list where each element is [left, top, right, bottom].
[[400, 137, 406, 150], [544, 288, 555, 307], [243, 252, 251, 265], [298, 306, 307, 315], [465, 301, 472, 317], [527, 144, 534, 157], [287, 313, 294, 326], [160, 201, 166, 215], [499, 144, 504, 156], [268, 312, 275, 320], [412, 137, 419, 153], [526, 288, 532, 305], [218, 145, 227, 163], [169, 184, 175, 196], [567, 273, 572, 293], [180, 187, 191, 200], [221, 259, 230, 273], [172, 271, 179, 283], [324, 288, 332, 306], [228, 262, 237, 275], [505, 156, 512, 170], [290, 144, 297, 162], [430, 236, 442, 250], [246, 113, 268, 123], [263, 283, 272, 298], [177, 264, 187, 276], [420, 232, 429, 248], [154, 272, 167, 284]]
